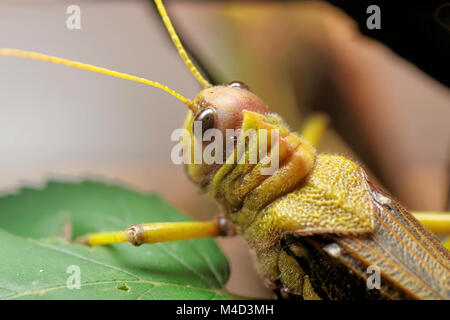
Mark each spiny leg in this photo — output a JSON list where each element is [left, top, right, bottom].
[[412, 212, 450, 235], [75, 217, 233, 247], [443, 237, 450, 251], [412, 211, 450, 250], [299, 113, 329, 148]]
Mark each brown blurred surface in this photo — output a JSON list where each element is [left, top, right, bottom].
[[170, 1, 450, 211], [1, 0, 449, 299], [169, 1, 449, 297], [0, 0, 270, 299]]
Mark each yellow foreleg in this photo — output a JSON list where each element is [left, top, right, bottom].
[[299, 113, 329, 148], [413, 212, 450, 235], [76, 221, 220, 246]]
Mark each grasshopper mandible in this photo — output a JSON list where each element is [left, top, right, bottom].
[[1, 0, 449, 299]]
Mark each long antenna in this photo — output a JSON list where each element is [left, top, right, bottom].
[[154, 0, 212, 88], [0, 48, 196, 111]]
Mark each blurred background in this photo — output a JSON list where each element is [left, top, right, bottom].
[[0, 0, 449, 298]]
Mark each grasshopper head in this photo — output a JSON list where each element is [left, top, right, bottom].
[[182, 81, 269, 186]]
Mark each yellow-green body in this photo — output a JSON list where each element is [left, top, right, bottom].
[[183, 86, 450, 299], [3, 0, 449, 300]]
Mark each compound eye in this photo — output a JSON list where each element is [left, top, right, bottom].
[[193, 107, 216, 139], [227, 80, 250, 91]]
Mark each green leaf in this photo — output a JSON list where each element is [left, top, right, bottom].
[[0, 181, 234, 300]]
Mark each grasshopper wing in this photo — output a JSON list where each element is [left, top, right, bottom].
[[282, 181, 450, 299]]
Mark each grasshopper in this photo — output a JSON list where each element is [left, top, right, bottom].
[[1, 0, 449, 299]]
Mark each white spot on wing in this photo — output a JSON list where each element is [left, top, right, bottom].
[[323, 243, 341, 258]]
